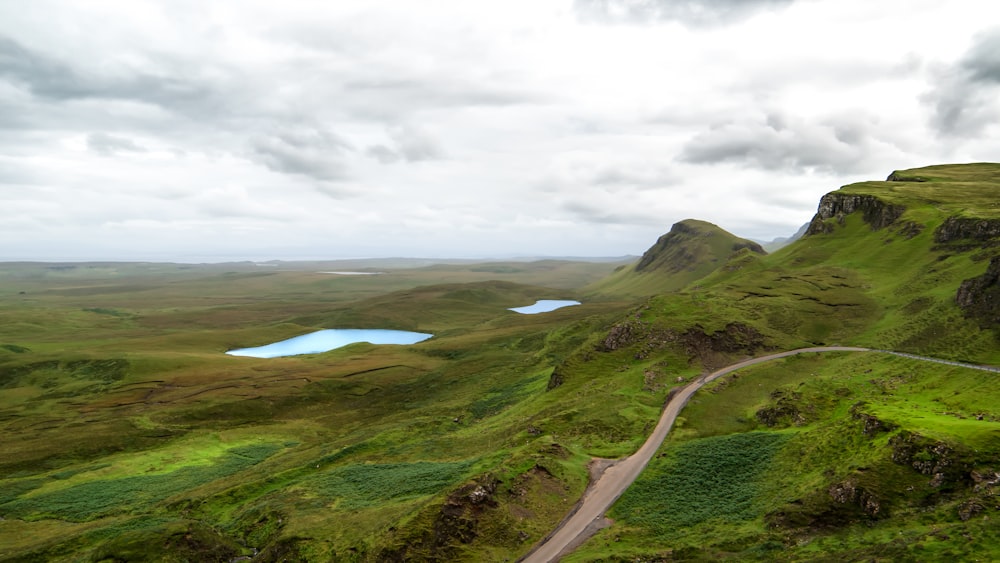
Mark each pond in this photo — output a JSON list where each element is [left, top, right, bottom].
[[227, 329, 433, 358], [508, 300, 581, 314], [318, 271, 384, 275]]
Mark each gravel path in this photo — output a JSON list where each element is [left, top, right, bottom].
[[519, 346, 998, 562]]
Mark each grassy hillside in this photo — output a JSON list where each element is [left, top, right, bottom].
[[0, 260, 652, 561], [586, 219, 766, 299], [565, 163, 1000, 561], [1, 164, 998, 561]]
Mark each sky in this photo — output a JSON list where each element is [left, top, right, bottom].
[[1, 0, 999, 262]]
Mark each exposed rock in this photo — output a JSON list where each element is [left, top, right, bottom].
[[934, 216, 1000, 243], [680, 322, 768, 357], [896, 221, 925, 240], [849, 403, 898, 436], [956, 255, 1000, 327], [828, 480, 883, 518], [805, 193, 905, 235], [546, 366, 565, 390], [958, 499, 985, 521], [755, 392, 806, 428], [971, 469, 1000, 492], [379, 475, 501, 561], [600, 320, 642, 351], [889, 431, 971, 487]]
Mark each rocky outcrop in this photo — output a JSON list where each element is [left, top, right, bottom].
[[755, 391, 806, 428], [766, 473, 886, 531], [850, 403, 898, 436], [680, 322, 768, 357], [828, 480, 883, 518], [889, 431, 972, 488], [956, 255, 1000, 327], [546, 366, 565, 390], [934, 216, 1000, 243], [600, 320, 643, 351], [377, 475, 501, 561], [805, 193, 905, 235]]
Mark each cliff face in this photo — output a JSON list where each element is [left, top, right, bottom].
[[806, 193, 905, 235], [956, 256, 1000, 327], [934, 216, 1000, 243]]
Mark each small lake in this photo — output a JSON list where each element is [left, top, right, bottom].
[[508, 300, 581, 314], [227, 329, 433, 358], [318, 271, 384, 275]]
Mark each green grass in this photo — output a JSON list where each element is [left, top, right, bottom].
[[613, 431, 789, 530], [1, 443, 282, 521], [1, 165, 999, 560], [308, 460, 475, 510], [572, 350, 1000, 562]]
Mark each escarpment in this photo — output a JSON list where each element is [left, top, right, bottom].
[[956, 255, 1000, 327], [806, 193, 905, 235], [934, 216, 1000, 244]]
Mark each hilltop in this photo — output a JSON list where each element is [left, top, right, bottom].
[[587, 218, 766, 299]]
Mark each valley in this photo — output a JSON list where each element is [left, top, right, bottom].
[[1, 163, 999, 561]]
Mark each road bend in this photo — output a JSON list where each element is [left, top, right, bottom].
[[520, 345, 1000, 562], [520, 346, 873, 563]]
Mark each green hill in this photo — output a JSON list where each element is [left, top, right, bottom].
[[1, 164, 998, 562], [566, 163, 1000, 561], [587, 218, 766, 299]]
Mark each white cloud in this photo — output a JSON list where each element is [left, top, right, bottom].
[[0, 0, 997, 261]]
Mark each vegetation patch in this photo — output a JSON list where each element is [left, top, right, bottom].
[[309, 460, 474, 510], [613, 432, 788, 531], [1, 444, 281, 521]]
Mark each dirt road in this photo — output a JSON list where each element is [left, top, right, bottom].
[[519, 346, 872, 563]]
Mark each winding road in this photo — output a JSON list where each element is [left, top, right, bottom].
[[519, 346, 999, 563]]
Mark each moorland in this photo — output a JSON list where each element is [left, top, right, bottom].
[[1, 162, 999, 562]]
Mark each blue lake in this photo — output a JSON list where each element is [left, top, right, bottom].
[[508, 300, 581, 314], [226, 329, 433, 358]]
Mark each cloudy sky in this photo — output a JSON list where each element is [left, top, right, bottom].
[[2, 0, 998, 261]]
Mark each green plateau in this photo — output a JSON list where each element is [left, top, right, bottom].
[[1, 163, 999, 561]]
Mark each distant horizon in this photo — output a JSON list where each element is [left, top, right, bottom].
[[0, 253, 641, 265], [5, 2, 997, 264], [1, 218, 807, 264]]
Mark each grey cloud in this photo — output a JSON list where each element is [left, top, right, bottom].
[[574, 0, 794, 26], [679, 112, 884, 174], [250, 126, 353, 181], [591, 166, 677, 188], [963, 29, 1000, 83], [0, 36, 213, 111], [925, 28, 1000, 136], [87, 132, 146, 156], [562, 200, 660, 226], [365, 125, 444, 164], [366, 144, 400, 164], [339, 75, 545, 120], [388, 125, 444, 162]]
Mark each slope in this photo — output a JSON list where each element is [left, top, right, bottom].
[[586, 218, 766, 299], [562, 162, 1000, 561]]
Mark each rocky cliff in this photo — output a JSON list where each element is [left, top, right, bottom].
[[805, 193, 905, 235], [956, 255, 1000, 327], [934, 216, 1000, 244]]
